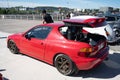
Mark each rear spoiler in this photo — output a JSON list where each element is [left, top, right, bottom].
[[63, 18, 105, 27]]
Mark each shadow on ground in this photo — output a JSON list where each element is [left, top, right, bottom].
[[0, 69, 9, 80], [73, 52, 120, 79], [0, 37, 7, 39]]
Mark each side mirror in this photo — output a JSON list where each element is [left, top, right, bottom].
[[25, 34, 32, 40]]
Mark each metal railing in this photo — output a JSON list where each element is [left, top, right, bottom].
[[0, 14, 66, 21]]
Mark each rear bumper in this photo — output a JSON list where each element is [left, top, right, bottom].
[[73, 47, 109, 70]]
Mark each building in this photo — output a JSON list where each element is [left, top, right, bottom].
[[99, 7, 113, 15]]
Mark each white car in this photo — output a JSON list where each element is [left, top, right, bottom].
[[70, 15, 119, 44]]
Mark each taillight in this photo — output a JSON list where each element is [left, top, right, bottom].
[[80, 47, 93, 53], [78, 47, 94, 57], [84, 18, 105, 27], [98, 19, 104, 23], [85, 18, 105, 23], [78, 41, 106, 57]]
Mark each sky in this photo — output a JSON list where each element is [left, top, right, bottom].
[[0, 0, 120, 9]]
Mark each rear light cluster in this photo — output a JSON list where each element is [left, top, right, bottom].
[[84, 18, 105, 27], [79, 47, 94, 57], [80, 47, 93, 53], [78, 42, 106, 57], [85, 18, 105, 24]]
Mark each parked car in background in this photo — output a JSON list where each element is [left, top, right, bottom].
[[7, 17, 109, 76], [71, 15, 119, 44], [105, 15, 120, 38]]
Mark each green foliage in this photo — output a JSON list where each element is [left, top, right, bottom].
[[0, 7, 71, 14]]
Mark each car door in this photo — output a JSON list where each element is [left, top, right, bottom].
[[20, 26, 52, 60]]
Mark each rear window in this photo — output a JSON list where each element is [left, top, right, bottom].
[[59, 25, 84, 40], [106, 16, 116, 21]]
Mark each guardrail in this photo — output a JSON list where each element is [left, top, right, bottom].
[[0, 14, 65, 21]]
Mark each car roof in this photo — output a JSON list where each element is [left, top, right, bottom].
[[39, 22, 64, 28]]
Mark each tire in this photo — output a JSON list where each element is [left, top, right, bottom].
[[54, 54, 78, 76], [8, 40, 19, 54], [115, 30, 120, 37]]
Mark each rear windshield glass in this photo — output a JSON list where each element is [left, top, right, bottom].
[[106, 16, 116, 21]]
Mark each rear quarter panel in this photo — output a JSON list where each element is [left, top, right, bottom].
[[44, 26, 91, 65]]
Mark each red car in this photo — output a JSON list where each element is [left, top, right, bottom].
[[7, 18, 109, 76]]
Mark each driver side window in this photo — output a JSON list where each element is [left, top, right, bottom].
[[26, 26, 52, 39]]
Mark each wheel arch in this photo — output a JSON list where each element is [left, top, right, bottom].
[[7, 39, 20, 54], [53, 52, 79, 76]]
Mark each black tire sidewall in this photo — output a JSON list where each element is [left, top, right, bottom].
[[54, 54, 74, 76], [115, 30, 120, 37], [8, 40, 19, 54]]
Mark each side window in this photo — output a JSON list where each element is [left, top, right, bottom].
[[59, 26, 82, 40], [59, 26, 68, 35], [26, 26, 52, 39], [106, 16, 116, 21]]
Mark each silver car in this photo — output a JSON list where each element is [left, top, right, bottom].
[[71, 15, 119, 44], [105, 15, 120, 38]]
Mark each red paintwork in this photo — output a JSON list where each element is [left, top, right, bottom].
[[7, 20, 109, 70], [63, 18, 105, 27]]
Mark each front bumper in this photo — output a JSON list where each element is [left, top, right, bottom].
[[73, 47, 109, 70]]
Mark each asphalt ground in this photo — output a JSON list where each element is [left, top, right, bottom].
[[0, 19, 120, 80]]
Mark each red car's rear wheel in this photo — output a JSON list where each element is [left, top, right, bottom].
[[54, 54, 78, 76]]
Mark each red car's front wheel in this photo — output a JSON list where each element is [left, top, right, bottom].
[[8, 40, 19, 54], [54, 54, 78, 76]]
